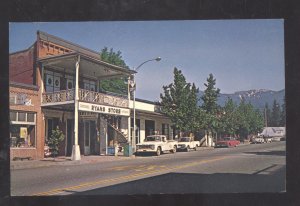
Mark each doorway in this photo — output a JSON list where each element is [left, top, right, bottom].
[[66, 119, 74, 156], [84, 120, 96, 155], [145, 120, 155, 137]]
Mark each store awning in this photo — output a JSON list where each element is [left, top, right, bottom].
[[38, 52, 136, 79]]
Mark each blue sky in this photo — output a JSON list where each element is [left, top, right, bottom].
[[9, 20, 284, 101]]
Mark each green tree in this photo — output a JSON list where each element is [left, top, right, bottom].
[[248, 108, 264, 135], [99, 47, 129, 95], [270, 100, 281, 127], [48, 126, 65, 158], [186, 83, 201, 133], [280, 97, 286, 126], [201, 74, 220, 114], [235, 100, 264, 139], [235, 99, 251, 139], [201, 73, 220, 135], [219, 98, 239, 136], [160, 68, 199, 136], [264, 103, 271, 127]]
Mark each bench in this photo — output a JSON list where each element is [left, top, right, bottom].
[[13, 157, 33, 161]]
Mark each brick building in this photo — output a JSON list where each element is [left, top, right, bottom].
[[9, 31, 172, 160]]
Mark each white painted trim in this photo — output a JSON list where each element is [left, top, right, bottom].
[[41, 100, 74, 106]]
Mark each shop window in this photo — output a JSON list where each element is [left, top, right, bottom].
[[27, 113, 35, 122], [10, 111, 36, 148], [18, 112, 26, 122], [162, 123, 170, 138], [10, 111, 17, 121]]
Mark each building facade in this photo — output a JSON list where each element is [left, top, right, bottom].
[[9, 31, 172, 160]]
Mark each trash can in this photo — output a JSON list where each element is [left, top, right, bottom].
[[107, 146, 115, 155], [124, 144, 133, 157]]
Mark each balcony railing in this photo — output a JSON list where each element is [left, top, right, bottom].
[[42, 88, 129, 108], [42, 89, 75, 104]]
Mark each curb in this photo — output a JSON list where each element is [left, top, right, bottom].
[[11, 147, 216, 170], [11, 155, 137, 170]]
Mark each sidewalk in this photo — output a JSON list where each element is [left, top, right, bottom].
[[10, 146, 215, 170], [10, 154, 136, 170]]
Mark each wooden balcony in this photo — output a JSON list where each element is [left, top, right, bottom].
[[42, 89, 129, 108]]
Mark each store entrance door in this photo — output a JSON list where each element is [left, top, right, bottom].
[[84, 120, 96, 155], [66, 119, 74, 156], [90, 121, 96, 155]]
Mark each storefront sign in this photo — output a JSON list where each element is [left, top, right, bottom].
[[79, 102, 130, 116]]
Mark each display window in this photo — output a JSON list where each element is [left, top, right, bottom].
[[162, 123, 170, 138], [10, 111, 36, 148]]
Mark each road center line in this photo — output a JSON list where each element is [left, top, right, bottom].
[[31, 156, 228, 196]]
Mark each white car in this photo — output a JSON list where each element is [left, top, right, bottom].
[[136, 135, 178, 156], [177, 137, 200, 152], [264, 137, 273, 143], [252, 137, 265, 144]]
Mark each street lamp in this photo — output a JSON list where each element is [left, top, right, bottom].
[[131, 57, 161, 151]]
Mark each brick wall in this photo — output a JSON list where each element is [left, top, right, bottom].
[[37, 39, 72, 58], [9, 46, 35, 85], [9, 84, 44, 160]]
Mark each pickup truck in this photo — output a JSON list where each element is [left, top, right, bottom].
[[215, 137, 240, 148], [135, 135, 178, 156], [177, 137, 200, 152]]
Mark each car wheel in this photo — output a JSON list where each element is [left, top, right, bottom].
[[194, 146, 197, 151], [186, 146, 190, 152], [156, 147, 161, 156], [171, 146, 177, 153]]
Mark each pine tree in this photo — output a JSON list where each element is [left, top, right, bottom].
[[201, 74, 220, 114], [264, 103, 271, 127], [270, 100, 281, 127], [280, 97, 286, 126], [186, 83, 200, 134], [201, 73, 220, 133], [220, 98, 238, 136]]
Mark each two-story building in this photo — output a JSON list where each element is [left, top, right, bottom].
[[9, 31, 173, 160]]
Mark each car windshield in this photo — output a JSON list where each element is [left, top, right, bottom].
[[179, 137, 190, 142], [145, 136, 161, 141]]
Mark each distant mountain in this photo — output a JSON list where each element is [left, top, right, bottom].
[[198, 89, 285, 110]]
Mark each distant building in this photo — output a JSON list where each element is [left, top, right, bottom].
[[259, 127, 286, 138]]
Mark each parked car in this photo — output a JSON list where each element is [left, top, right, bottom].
[[215, 137, 240, 148], [272, 137, 282, 142], [264, 137, 273, 143], [280, 136, 286, 141], [177, 137, 200, 152], [135, 135, 178, 156], [252, 137, 265, 144]]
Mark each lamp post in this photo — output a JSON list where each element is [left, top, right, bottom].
[[131, 57, 161, 151]]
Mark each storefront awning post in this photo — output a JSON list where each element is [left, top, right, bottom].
[[71, 55, 81, 161]]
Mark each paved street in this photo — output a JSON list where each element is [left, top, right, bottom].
[[11, 142, 285, 196]]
